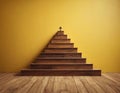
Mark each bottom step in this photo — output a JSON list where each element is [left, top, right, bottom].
[[20, 69, 101, 76]]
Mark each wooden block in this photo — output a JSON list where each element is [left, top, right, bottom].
[[47, 43, 74, 48], [56, 31, 64, 35], [30, 63, 93, 69], [54, 35, 67, 39], [51, 39, 70, 43], [44, 48, 77, 53], [39, 53, 82, 57], [35, 58, 86, 63], [21, 69, 101, 76]]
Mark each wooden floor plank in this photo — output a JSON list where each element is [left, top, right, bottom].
[[63, 76, 78, 93], [0, 73, 14, 80], [10, 76, 32, 93], [92, 76, 117, 93], [115, 73, 120, 75], [30, 76, 50, 93], [106, 73, 120, 82], [27, 77, 45, 93], [79, 76, 97, 93], [27, 76, 50, 93], [0, 73, 120, 93], [0, 76, 31, 93], [102, 74, 120, 86], [101, 74, 120, 92], [0, 73, 16, 86], [103, 73, 120, 93], [0, 73, 8, 79], [16, 76, 39, 93], [53, 76, 68, 93], [85, 77, 105, 93], [43, 76, 55, 93], [73, 76, 88, 93]]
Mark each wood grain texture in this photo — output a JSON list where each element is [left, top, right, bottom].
[[54, 35, 67, 39], [0, 73, 119, 93], [51, 39, 71, 43], [47, 43, 74, 48], [39, 53, 82, 58], [44, 48, 77, 53]]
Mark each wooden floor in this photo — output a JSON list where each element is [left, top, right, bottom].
[[0, 73, 119, 93]]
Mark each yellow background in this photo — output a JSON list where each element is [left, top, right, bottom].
[[0, 0, 120, 72]]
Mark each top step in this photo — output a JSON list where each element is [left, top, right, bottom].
[[56, 31, 64, 35], [54, 35, 67, 39]]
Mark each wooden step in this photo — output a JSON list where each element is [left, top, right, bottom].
[[56, 31, 64, 35], [44, 48, 77, 53], [37, 57, 82, 59], [47, 43, 74, 48], [34, 58, 86, 63], [54, 35, 67, 39], [36, 57, 85, 59], [39, 53, 82, 57], [21, 69, 101, 76], [51, 39, 70, 43], [30, 63, 93, 69]]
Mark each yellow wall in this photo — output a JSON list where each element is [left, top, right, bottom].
[[0, 0, 120, 72]]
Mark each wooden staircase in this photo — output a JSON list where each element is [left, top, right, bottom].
[[21, 27, 101, 76]]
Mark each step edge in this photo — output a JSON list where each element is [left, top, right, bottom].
[[31, 63, 92, 65], [52, 39, 70, 40], [21, 69, 101, 71], [36, 58, 86, 59], [54, 34, 67, 36], [48, 43, 74, 45], [45, 48, 77, 49], [40, 52, 82, 54]]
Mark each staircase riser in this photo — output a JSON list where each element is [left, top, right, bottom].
[[40, 53, 82, 57], [54, 36, 67, 39], [51, 40, 70, 43], [44, 49, 77, 53], [30, 65, 93, 69], [35, 59, 86, 63], [21, 70, 101, 76], [47, 45, 73, 48]]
